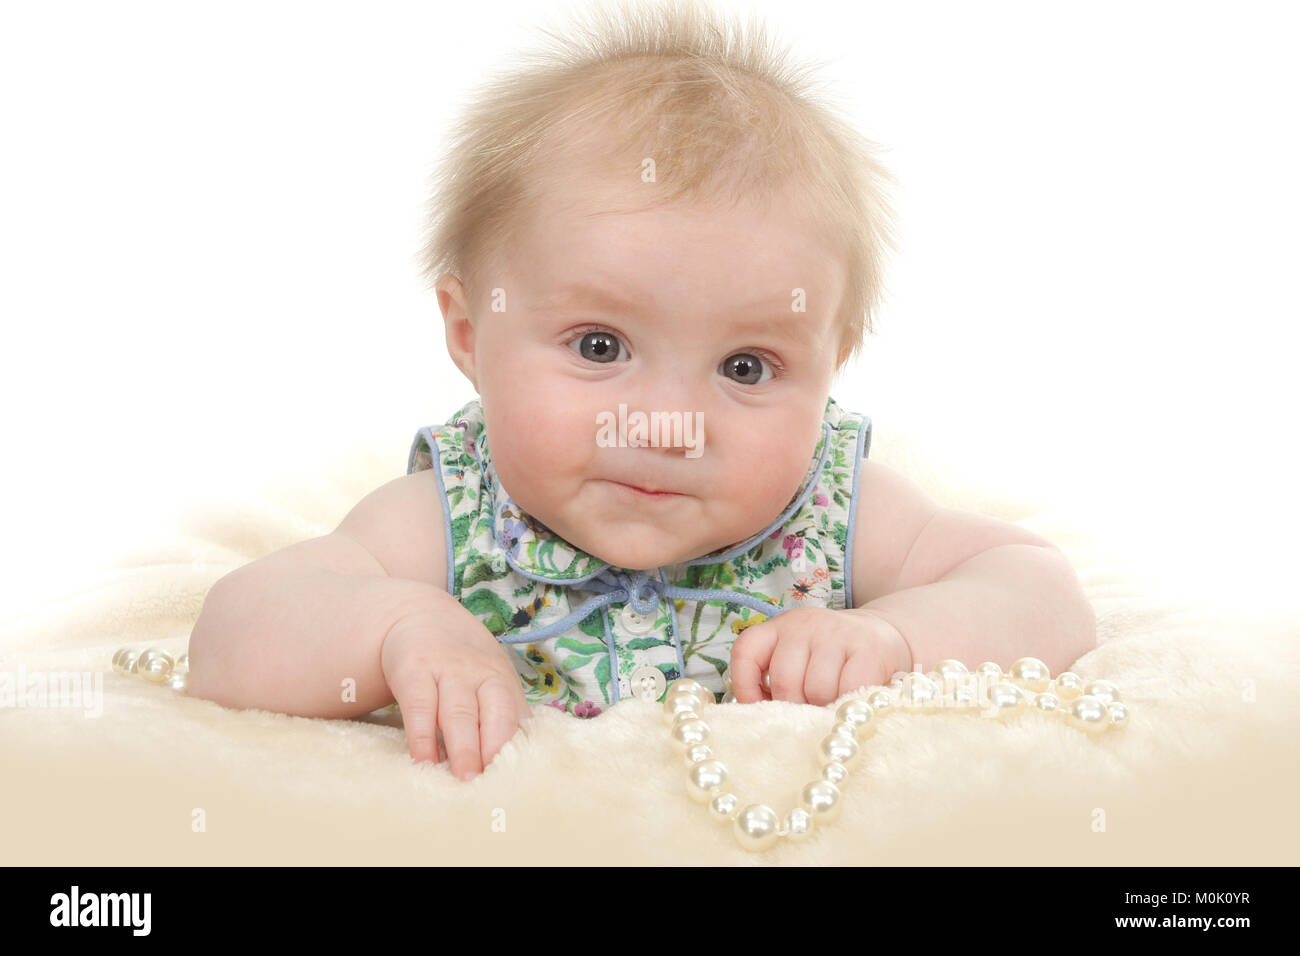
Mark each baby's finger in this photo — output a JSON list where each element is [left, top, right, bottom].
[[838, 651, 887, 702], [439, 681, 484, 781], [803, 643, 847, 707], [729, 623, 779, 703], [767, 633, 811, 703], [477, 676, 521, 768], [391, 672, 439, 765]]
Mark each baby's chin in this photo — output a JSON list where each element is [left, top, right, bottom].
[[575, 535, 701, 572], [563, 522, 728, 572]]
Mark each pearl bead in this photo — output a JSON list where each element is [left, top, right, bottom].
[[830, 720, 858, 740], [686, 759, 729, 804], [935, 659, 970, 681], [671, 710, 706, 733], [112, 648, 140, 676], [733, 804, 781, 851], [722, 669, 733, 691], [1067, 695, 1110, 734], [662, 652, 1127, 851], [709, 791, 740, 823], [1083, 679, 1121, 706], [865, 689, 894, 716], [1107, 701, 1129, 729], [1007, 657, 1052, 692], [976, 662, 1003, 683], [821, 761, 850, 786], [1053, 672, 1084, 700], [663, 695, 700, 726], [682, 743, 713, 766], [1033, 692, 1061, 714], [983, 681, 1027, 720], [669, 716, 710, 752], [818, 732, 861, 771], [164, 672, 188, 693], [669, 684, 711, 708], [174, 653, 189, 673], [135, 648, 174, 683], [669, 678, 708, 700], [835, 699, 876, 739], [900, 674, 938, 713], [800, 780, 842, 825], [783, 807, 814, 841]]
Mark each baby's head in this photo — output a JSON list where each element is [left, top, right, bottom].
[[417, 0, 897, 571]]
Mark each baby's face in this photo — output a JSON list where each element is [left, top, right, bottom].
[[455, 165, 845, 571]]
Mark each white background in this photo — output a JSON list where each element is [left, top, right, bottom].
[[2, 0, 1296, 620]]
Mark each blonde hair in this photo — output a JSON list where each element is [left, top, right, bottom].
[[414, 0, 899, 367]]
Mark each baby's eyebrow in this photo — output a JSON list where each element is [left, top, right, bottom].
[[534, 282, 646, 316], [536, 282, 814, 339], [720, 312, 811, 343]]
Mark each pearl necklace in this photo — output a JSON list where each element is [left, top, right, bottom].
[[663, 657, 1128, 851], [112, 646, 1127, 853]]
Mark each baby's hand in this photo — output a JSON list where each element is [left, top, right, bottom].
[[381, 604, 531, 781], [729, 607, 911, 706]]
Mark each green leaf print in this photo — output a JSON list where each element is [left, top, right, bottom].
[[555, 636, 606, 655], [462, 558, 509, 589], [594, 655, 612, 704], [626, 637, 669, 650], [561, 655, 593, 671], [449, 512, 473, 554], [732, 587, 781, 606], [578, 611, 606, 640], [535, 538, 556, 570], [698, 653, 729, 672], [831, 521, 848, 552], [462, 588, 515, 635]]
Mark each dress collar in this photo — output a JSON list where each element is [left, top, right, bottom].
[[463, 399, 836, 586]]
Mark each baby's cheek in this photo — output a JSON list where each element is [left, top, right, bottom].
[[719, 446, 811, 529], [485, 380, 601, 479]]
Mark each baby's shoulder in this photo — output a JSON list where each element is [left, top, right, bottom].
[[334, 468, 450, 591]]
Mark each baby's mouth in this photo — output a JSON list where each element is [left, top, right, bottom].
[[604, 480, 685, 499]]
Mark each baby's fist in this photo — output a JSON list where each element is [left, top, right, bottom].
[[729, 607, 911, 706]]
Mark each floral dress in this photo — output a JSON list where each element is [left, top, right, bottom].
[[405, 396, 872, 718]]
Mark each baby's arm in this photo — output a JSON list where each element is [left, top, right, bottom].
[[185, 527, 449, 718], [187, 468, 528, 780], [731, 460, 1095, 705], [847, 460, 1096, 675]]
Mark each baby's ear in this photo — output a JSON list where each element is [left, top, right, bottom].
[[437, 274, 479, 390]]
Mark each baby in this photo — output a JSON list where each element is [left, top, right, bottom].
[[186, 0, 1096, 781]]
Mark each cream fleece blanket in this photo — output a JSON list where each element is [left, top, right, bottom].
[[3, 430, 1297, 865]]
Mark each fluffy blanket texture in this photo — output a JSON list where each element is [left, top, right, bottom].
[[3, 430, 1296, 865]]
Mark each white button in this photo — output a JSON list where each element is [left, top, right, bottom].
[[619, 604, 655, 635], [627, 665, 667, 701]]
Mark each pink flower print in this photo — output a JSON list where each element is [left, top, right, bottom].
[[782, 534, 805, 561], [547, 699, 567, 712], [768, 528, 783, 540], [813, 487, 828, 507], [575, 700, 603, 718]]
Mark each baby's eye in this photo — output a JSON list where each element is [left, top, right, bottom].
[[570, 330, 628, 363], [719, 352, 772, 385]]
